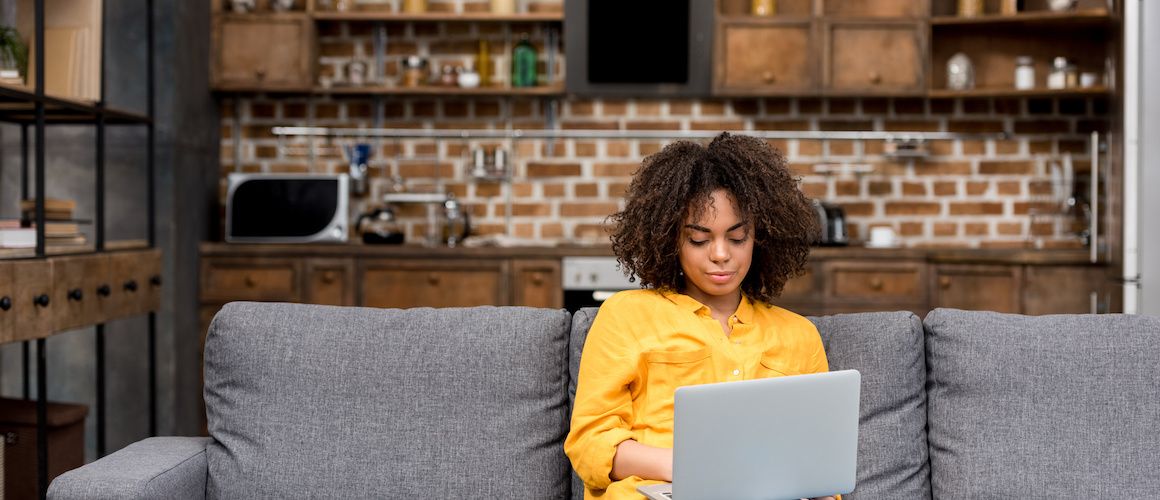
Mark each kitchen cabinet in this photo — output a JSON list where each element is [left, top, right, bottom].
[[1022, 265, 1109, 315], [211, 14, 315, 91], [823, 20, 926, 94], [306, 258, 356, 306], [826, 260, 928, 313], [200, 257, 302, 303], [512, 259, 563, 309], [714, 20, 817, 95], [931, 264, 1023, 313], [360, 258, 508, 309]]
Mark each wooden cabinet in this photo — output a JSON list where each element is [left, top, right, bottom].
[[715, 20, 817, 95], [931, 264, 1023, 313], [511, 259, 562, 309], [211, 15, 314, 91], [200, 257, 301, 303], [305, 258, 355, 306], [1022, 265, 1108, 315], [823, 20, 926, 94], [52, 255, 108, 331], [824, 259, 928, 314], [360, 259, 507, 309]]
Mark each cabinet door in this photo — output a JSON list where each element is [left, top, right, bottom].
[[824, 21, 925, 94], [932, 264, 1022, 313], [305, 258, 355, 306], [511, 259, 562, 309], [715, 21, 816, 94], [212, 16, 313, 90], [360, 259, 507, 309], [1022, 265, 1107, 315], [11, 260, 54, 342]]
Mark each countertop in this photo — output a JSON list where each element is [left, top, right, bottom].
[[200, 242, 1105, 265]]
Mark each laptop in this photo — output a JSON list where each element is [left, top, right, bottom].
[[637, 369, 860, 500]]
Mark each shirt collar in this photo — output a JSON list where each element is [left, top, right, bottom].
[[663, 290, 755, 324]]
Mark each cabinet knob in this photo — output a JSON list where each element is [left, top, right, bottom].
[[427, 273, 441, 286], [321, 271, 336, 284], [68, 288, 84, 302], [869, 277, 884, 291], [939, 276, 952, 289], [34, 294, 50, 308], [255, 69, 266, 81], [0, 296, 10, 311], [869, 72, 882, 85], [531, 272, 544, 286], [762, 71, 775, 84], [124, 280, 138, 292], [244, 275, 257, 287], [151, 275, 162, 287], [97, 284, 111, 297]]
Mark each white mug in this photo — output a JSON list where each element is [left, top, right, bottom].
[[869, 227, 897, 248]]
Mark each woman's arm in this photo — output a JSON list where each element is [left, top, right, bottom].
[[611, 439, 673, 482]]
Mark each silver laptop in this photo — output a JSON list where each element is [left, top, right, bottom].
[[638, 370, 860, 500]]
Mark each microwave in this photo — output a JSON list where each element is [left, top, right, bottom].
[[226, 173, 349, 243]]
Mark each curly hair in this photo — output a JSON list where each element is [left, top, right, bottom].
[[608, 132, 819, 305]]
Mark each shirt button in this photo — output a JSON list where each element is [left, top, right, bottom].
[[733, 340, 741, 345], [732, 369, 740, 376]]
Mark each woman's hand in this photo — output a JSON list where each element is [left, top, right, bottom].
[[610, 440, 673, 482], [809, 496, 837, 500]]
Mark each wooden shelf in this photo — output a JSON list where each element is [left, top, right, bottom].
[[313, 82, 565, 96], [927, 85, 1111, 98], [0, 81, 150, 124], [716, 14, 813, 24], [311, 11, 563, 22], [931, 8, 1114, 27]]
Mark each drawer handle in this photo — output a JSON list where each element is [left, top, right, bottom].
[[0, 296, 10, 311], [869, 72, 882, 85], [321, 271, 336, 284], [151, 275, 162, 287], [244, 275, 257, 287], [68, 288, 84, 302], [255, 69, 266, 81], [869, 277, 884, 291], [531, 272, 544, 286], [939, 276, 952, 289], [124, 280, 138, 292], [97, 284, 111, 297], [427, 273, 440, 285], [762, 71, 775, 84], [34, 294, 50, 308]]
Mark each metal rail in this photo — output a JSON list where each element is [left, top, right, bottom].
[[272, 126, 1009, 141]]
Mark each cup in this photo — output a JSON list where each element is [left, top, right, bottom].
[[1080, 72, 1099, 88], [868, 227, 897, 248]]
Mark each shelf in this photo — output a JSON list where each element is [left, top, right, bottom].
[[0, 82, 151, 125], [716, 14, 813, 24], [927, 85, 1111, 98], [931, 8, 1114, 28], [311, 11, 563, 22], [0, 240, 150, 260], [314, 82, 566, 96]]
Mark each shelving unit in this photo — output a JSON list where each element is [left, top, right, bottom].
[[0, 1, 160, 498]]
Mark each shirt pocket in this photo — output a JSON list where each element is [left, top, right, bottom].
[[757, 352, 804, 378], [643, 347, 714, 391]]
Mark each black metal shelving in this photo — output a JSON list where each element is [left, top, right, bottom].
[[1, 1, 157, 498]]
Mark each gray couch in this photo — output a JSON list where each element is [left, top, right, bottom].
[[49, 302, 1160, 499]]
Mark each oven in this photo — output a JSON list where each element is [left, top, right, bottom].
[[562, 256, 640, 312]]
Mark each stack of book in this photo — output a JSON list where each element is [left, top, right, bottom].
[[17, 198, 87, 246], [0, 219, 34, 248]]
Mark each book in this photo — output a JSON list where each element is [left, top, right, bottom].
[[0, 227, 35, 248], [20, 198, 77, 212]]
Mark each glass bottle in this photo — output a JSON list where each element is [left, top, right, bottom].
[[957, 0, 982, 17], [511, 33, 538, 88], [1014, 56, 1035, 90], [751, 0, 775, 16], [477, 39, 491, 87]]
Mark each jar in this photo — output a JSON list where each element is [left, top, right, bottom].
[[490, 0, 516, 14], [946, 52, 974, 91], [511, 33, 538, 87], [1014, 56, 1035, 90], [1064, 64, 1079, 88], [402, 56, 426, 88], [999, 0, 1020, 15], [439, 65, 457, 87], [457, 62, 481, 88], [751, 0, 775, 16], [402, 0, 426, 13], [957, 0, 982, 17], [1047, 56, 1068, 89]]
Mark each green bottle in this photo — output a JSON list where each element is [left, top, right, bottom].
[[511, 33, 537, 87]]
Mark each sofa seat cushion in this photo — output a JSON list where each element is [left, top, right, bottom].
[[204, 302, 573, 499], [811, 312, 931, 500], [924, 308, 1160, 497]]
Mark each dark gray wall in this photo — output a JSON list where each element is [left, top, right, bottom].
[[0, 0, 216, 460]]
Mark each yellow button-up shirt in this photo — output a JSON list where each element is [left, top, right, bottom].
[[565, 288, 831, 499]]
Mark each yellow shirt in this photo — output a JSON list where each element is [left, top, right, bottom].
[[565, 288, 831, 500]]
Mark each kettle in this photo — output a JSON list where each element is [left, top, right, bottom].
[[812, 200, 849, 247], [441, 195, 471, 247], [356, 206, 404, 244]]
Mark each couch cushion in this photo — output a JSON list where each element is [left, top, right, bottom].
[[810, 312, 931, 500], [204, 302, 573, 499], [924, 308, 1160, 497], [568, 307, 599, 500]]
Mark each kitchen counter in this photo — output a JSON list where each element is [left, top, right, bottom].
[[200, 242, 1103, 265]]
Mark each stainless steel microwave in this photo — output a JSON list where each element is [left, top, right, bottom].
[[226, 173, 349, 243]]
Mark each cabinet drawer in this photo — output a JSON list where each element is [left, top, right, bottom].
[[716, 21, 816, 94], [360, 259, 506, 309], [511, 259, 561, 309], [10, 260, 54, 342], [201, 258, 300, 303], [305, 258, 354, 306], [52, 255, 109, 330], [0, 262, 14, 342], [824, 21, 924, 93], [828, 262, 925, 300], [932, 264, 1022, 313]]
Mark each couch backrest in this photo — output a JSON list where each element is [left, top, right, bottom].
[[569, 307, 930, 500], [924, 308, 1160, 497], [203, 302, 573, 499]]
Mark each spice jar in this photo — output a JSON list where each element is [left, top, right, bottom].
[[403, 0, 426, 13], [1047, 56, 1068, 89], [1064, 63, 1079, 88], [402, 56, 426, 88], [751, 0, 775, 16], [490, 0, 515, 14], [957, 0, 982, 17], [1014, 56, 1035, 90]]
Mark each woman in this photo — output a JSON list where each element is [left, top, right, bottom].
[[564, 132, 838, 499]]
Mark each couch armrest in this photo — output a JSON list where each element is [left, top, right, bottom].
[[48, 436, 213, 500]]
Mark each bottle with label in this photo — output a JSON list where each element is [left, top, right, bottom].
[[477, 39, 491, 87], [511, 33, 538, 88]]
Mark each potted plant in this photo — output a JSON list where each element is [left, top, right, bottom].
[[0, 25, 27, 85]]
